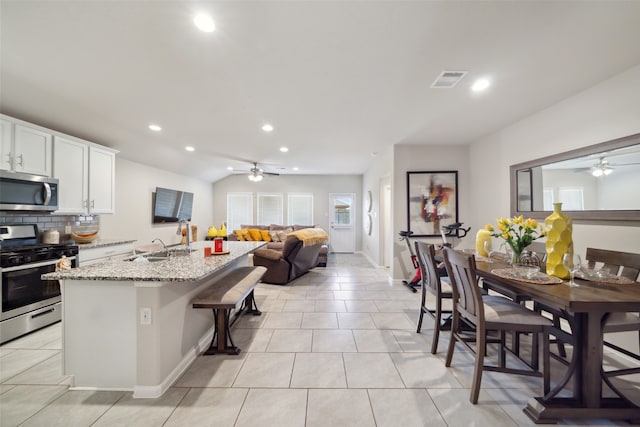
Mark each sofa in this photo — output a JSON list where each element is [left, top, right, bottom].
[[251, 228, 329, 285], [229, 224, 328, 267]]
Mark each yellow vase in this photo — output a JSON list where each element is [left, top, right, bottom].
[[545, 202, 573, 279]]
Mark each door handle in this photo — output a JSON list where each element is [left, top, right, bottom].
[[43, 182, 52, 205]]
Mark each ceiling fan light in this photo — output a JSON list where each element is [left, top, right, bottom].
[[603, 167, 613, 175], [591, 168, 604, 177], [254, 174, 263, 182]]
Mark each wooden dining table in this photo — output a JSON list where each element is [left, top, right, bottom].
[[474, 259, 640, 424]]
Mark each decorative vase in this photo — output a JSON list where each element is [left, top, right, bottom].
[[544, 202, 573, 279], [509, 244, 522, 265]]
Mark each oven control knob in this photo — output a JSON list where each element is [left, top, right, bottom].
[[23, 255, 32, 264], [8, 255, 24, 265]]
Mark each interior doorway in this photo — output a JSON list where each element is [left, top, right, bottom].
[[328, 193, 356, 253]]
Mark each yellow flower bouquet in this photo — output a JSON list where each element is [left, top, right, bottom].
[[485, 215, 544, 264]]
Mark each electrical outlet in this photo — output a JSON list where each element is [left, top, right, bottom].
[[65, 225, 72, 234], [140, 307, 152, 325]]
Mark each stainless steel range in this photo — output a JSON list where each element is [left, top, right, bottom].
[[1, 224, 78, 344]]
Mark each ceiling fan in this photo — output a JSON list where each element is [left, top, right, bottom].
[[231, 162, 280, 182], [574, 157, 640, 177]]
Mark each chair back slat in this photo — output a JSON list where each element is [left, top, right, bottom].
[[585, 248, 640, 281], [415, 241, 441, 295], [525, 241, 547, 264], [443, 247, 483, 322]]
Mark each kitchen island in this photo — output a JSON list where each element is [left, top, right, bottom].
[[43, 240, 265, 398]]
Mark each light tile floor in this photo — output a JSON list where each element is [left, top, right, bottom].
[[1, 253, 638, 426]]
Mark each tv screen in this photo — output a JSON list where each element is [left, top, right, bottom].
[[152, 187, 194, 224]]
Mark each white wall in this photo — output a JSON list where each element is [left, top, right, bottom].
[[362, 144, 393, 266], [100, 158, 215, 248], [468, 64, 640, 257], [211, 174, 363, 250], [392, 144, 470, 281]]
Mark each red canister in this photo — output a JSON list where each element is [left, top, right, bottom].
[[214, 237, 223, 253]]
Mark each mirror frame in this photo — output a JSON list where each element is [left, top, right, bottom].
[[510, 133, 640, 222]]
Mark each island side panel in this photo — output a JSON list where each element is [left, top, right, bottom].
[[62, 279, 136, 389], [134, 258, 250, 397]]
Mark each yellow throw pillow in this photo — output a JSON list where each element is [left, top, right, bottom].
[[260, 230, 272, 242], [248, 228, 262, 241], [233, 229, 245, 241], [240, 228, 252, 241]]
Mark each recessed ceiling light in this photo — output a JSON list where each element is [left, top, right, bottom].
[[293, 167, 299, 171], [227, 166, 233, 171], [471, 78, 490, 92], [262, 124, 274, 132], [185, 146, 195, 152], [148, 124, 162, 132], [280, 147, 289, 152], [193, 13, 215, 33]]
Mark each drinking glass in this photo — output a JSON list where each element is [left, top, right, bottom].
[[562, 253, 582, 287], [483, 240, 493, 260]]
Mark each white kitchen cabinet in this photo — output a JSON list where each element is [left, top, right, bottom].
[[88, 146, 116, 214], [53, 136, 117, 215], [53, 136, 89, 214], [78, 242, 135, 266], [0, 119, 12, 171], [0, 118, 52, 176]]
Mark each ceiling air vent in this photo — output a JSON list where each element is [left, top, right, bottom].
[[431, 70, 468, 89]]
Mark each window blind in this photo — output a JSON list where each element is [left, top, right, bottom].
[[257, 193, 283, 225], [227, 192, 253, 230], [288, 193, 314, 225]]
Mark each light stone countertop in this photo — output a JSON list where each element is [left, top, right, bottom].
[[43, 241, 266, 282], [75, 238, 137, 249]]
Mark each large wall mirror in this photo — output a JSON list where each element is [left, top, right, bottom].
[[510, 133, 640, 221]]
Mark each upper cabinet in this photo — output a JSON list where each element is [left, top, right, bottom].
[[53, 136, 117, 215], [88, 146, 116, 214], [0, 118, 52, 176], [0, 114, 118, 215], [53, 136, 89, 214]]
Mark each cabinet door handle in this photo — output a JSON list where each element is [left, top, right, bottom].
[[91, 200, 95, 208], [4, 151, 12, 165], [16, 154, 23, 166], [83, 199, 87, 208]]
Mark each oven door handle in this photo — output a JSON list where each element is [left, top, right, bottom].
[[0, 257, 76, 272]]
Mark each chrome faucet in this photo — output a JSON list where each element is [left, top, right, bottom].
[[176, 220, 191, 252], [151, 238, 168, 256]]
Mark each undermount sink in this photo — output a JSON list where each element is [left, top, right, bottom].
[[126, 253, 170, 263], [126, 247, 195, 262], [141, 256, 169, 262]]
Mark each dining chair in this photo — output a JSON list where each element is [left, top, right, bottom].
[[481, 241, 547, 355], [538, 247, 640, 375], [415, 241, 453, 354], [585, 248, 640, 378], [442, 247, 552, 404]]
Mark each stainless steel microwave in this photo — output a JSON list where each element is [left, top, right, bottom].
[[0, 171, 59, 211]]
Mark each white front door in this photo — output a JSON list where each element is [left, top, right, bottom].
[[329, 193, 356, 253]]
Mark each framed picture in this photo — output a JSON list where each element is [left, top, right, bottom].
[[406, 171, 459, 237]]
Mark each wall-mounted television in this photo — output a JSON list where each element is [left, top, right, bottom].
[[152, 187, 194, 224]]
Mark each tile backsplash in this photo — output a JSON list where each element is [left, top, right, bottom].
[[0, 212, 100, 243]]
